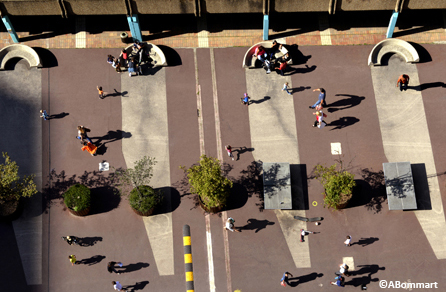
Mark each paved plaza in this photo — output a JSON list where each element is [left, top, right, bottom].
[[1, 15, 446, 292]]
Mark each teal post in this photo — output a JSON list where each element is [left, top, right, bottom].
[[127, 14, 142, 42], [263, 14, 269, 41], [2, 15, 19, 43], [386, 11, 399, 38]]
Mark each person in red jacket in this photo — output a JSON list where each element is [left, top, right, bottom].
[[275, 60, 287, 76], [396, 74, 410, 91]]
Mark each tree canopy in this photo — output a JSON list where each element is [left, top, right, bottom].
[[0, 152, 37, 203]]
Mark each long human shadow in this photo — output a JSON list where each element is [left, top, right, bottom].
[[250, 96, 271, 105], [49, 112, 69, 119], [327, 117, 360, 130], [288, 272, 323, 287], [123, 281, 150, 292], [118, 262, 150, 274], [351, 237, 379, 247], [77, 255, 106, 266], [106, 89, 128, 97], [232, 146, 255, 161], [288, 65, 317, 75], [416, 82, 446, 91], [346, 264, 385, 287], [77, 236, 103, 247], [327, 94, 365, 113], [240, 218, 275, 233], [289, 86, 311, 94], [92, 130, 132, 155]]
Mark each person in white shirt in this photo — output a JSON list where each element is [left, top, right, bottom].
[[224, 218, 240, 232], [112, 281, 127, 291], [344, 235, 352, 247]]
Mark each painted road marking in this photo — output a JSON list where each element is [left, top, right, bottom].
[[331, 142, 342, 155], [343, 257, 355, 271], [371, 55, 446, 259], [183, 225, 195, 292]]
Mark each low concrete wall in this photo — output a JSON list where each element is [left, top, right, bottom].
[[0, 0, 445, 16]]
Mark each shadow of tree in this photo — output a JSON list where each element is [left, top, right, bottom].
[[233, 160, 263, 211], [42, 169, 120, 214]]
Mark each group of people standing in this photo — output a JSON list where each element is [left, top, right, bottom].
[[253, 40, 291, 76], [107, 41, 149, 77]]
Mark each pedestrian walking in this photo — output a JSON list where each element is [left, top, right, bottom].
[[396, 74, 410, 91], [225, 145, 235, 161], [40, 110, 49, 120], [309, 88, 326, 108], [81, 141, 98, 156], [69, 255, 77, 266], [62, 236, 79, 246], [108, 261, 123, 274], [330, 275, 345, 287], [300, 229, 313, 242], [335, 263, 350, 277], [313, 110, 327, 128], [280, 271, 293, 287], [97, 86, 105, 99], [224, 217, 240, 232], [241, 93, 250, 106], [112, 281, 127, 292], [344, 235, 352, 247], [282, 82, 292, 95], [77, 125, 92, 143]]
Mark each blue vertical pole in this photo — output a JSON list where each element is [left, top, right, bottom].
[[2, 15, 19, 43], [126, 14, 142, 42], [263, 14, 269, 41], [386, 11, 399, 38]]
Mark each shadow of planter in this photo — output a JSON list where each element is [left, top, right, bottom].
[[225, 183, 249, 211], [90, 186, 121, 215], [155, 187, 181, 215]]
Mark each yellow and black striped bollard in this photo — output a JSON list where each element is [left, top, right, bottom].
[[183, 225, 194, 292]]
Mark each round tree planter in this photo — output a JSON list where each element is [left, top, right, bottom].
[[198, 195, 224, 214], [68, 207, 90, 216], [324, 192, 352, 210], [0, 199, 23, 221], [131, 206, 155, 216]]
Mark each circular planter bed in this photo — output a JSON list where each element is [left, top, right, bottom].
[[129, 185, 162, 217], [63, 184, 91, 217], [198, 195, 225, 214], [0, 199, 23, 221], [68, 206, 91, 216]]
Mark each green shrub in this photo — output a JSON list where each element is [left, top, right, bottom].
[[314, 163, 356, 210], [183, 155, 233, 208], [129, 185, 162, 213], [63, 184, 91, 211]]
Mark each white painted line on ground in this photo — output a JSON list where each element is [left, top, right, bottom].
[[205, 215, 216, 292], [210, 48, 223, 162], [331, 142, 342, 155], [371, 57, 446, 259], [318, 13, 332, 46], [194, 49, 205, 155], [343, 257, 355, 271], [245, 69, 311, 268], [75, 16, 86, 48]]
